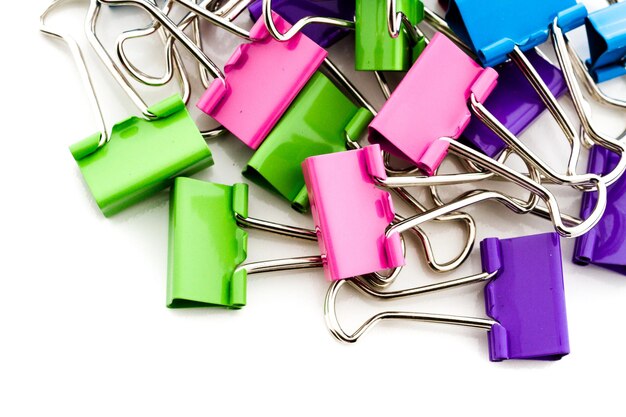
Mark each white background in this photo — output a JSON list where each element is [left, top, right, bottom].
[[2, 0, 626, 415]]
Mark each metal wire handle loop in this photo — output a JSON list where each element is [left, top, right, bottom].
[[41, 0, 110, 146], [324, 273, 496, 343], [261, 0, 354, 42]]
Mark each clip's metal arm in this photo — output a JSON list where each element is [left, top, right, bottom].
[[393, 190, 476, 273], [100, 0, 227, 83], [384, 139, 605, 238], [386, 0, 421, 44], [422, 7, 477, 59], [234, 212, 317, 241], [550, 21, 626, 185], [87, 1, 157, 119], [41, 0, 110, 146], [116, 0, 219, 86], [325, 272, 496, 343], [468, 92, 610, 189], [169, 0, 252, 40], [261, 0, 354, 42], [235, 255, 323, 275], [321, 58, 377, 116]]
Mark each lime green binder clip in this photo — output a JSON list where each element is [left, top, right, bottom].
[[355, 0, 425, 71], [243, 60, 375, 212], [168, 178, 321, 309], [42, 0, 216, 217]]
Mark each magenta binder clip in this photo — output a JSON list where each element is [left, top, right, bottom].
[[302, 145, 405, 281], [326, 233, 570, 362], [197, 12, 327, 149], [574, 146, 626, 275], [369, 33, 498, 175]]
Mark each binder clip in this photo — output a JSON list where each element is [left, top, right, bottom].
[[168, 178, 322, 309], [261, 0, 427, 71], [248, 0, 355, 48], [461, 50, 568, 158], [445, 0, 602, 182], [302, 142, 597, 289], [197, 10, 327, 149], [574, 146, 626, 275], [325, 232, 570, 362], [243, 70, 375, 212], [41, 0, 214, 217], [369, 32, 498, 176], [371, 31, 612, 212], [585, 0, 626, 83]]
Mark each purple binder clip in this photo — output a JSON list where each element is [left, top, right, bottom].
[[574, 146, 626, 274], [483, 233, 569, 361], [461, 50, 568, 158], [248, 0, 354, 48], [325, 233, 570, 362]]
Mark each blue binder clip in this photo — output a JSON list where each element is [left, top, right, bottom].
[[574, 145, 626, 275], [446, 0, 626, 187], [585, 1, 626, 83], [325, 233, 570, 362], [445, 0, 586, 67]]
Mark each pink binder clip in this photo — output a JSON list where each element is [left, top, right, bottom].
[[197, 12, 327, 149], [302, 145, 405, 281], [369, 33, 498, 175]]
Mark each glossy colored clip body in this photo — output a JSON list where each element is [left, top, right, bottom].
[[574, 146, 626, 274], [445, 0, 586, 67], [585, 1, 626, 82], [355, 0, 425, 71], [197, 12, 327, 149], [369, 33, 498, 175]]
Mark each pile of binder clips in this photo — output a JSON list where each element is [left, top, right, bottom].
[[42, 0, 626, 362]]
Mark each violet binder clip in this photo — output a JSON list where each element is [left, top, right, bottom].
[[168, 178, 321, 309], [41, 1, 214, 217], [325, 233, 570, 362], [461, 50, 568, 158], [574, 146, 626, 275], [248, 0, 355, 48]]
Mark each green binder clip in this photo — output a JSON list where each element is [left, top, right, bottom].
[[261, 0, 426, 71], [243, 61, 375, 212], [167, 178, 321, 309], [41, 0, 218, 216], [355, 0, 426, 71]]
